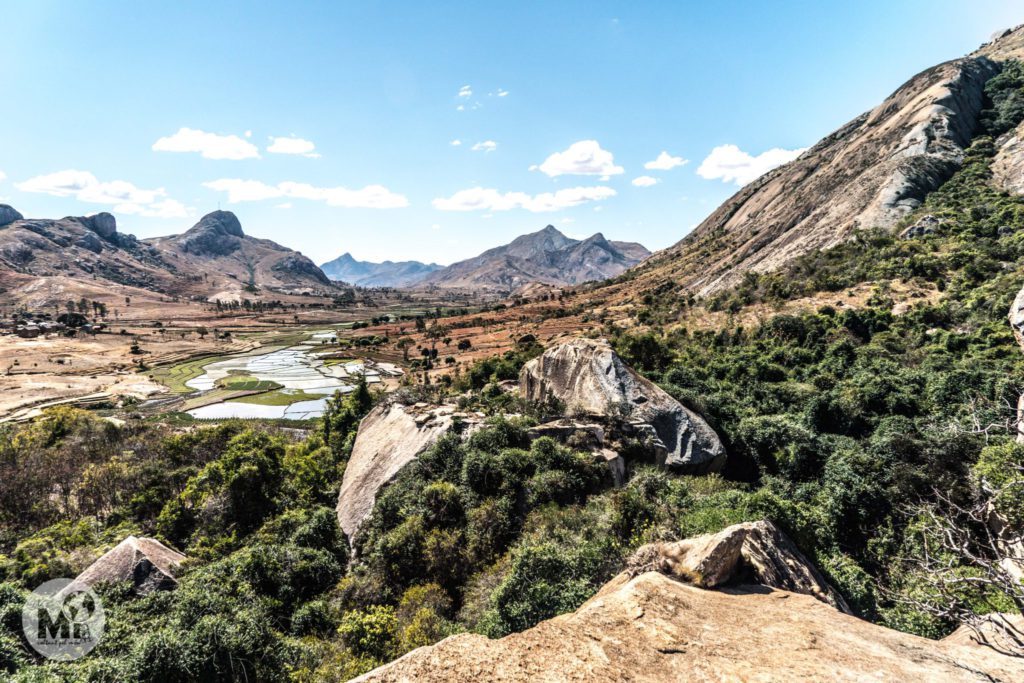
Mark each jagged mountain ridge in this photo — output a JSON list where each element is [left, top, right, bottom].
[[617, 25, 1024, 298], [419, 225, 651, 291], [0, 207, 334, 306], [319, 252, 442, 287]]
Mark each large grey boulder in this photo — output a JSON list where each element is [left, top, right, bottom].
[[70, 536, 186, 594], [628, 520, 851, 613], [0, 204, 23, 227], [337, 402, 460, 543], [85, 212, 117, 240], [520, 338, 726, 473]]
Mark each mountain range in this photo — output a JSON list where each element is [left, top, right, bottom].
[[319, 253, 443, 287], [416, 225, 651, 291]]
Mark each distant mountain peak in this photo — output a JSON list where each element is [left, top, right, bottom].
[[419, 225, 651, 292]]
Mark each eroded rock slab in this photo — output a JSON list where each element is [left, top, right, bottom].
[[520, 338, 725, 473], [336, 402, 457, 542], [628, 520, 851, 613], [70, 536, 185, 594]]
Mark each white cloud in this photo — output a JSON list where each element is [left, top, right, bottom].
[[432, 185, 616, 213], [267, 136, 320, 158], [456, 104, 465, 112], [152, 127, 260, 160], [535, 140, 623, 177], [458, 85, 472, 98], [245, 130, 252, 138], [497, 89, 509, 97], [16, 169, 187, 218], [203, 178, 408, 209], [632, 175, 660, 187], [115, 199, 190, 219], [0, 171, 6, 183], [696, 144, 806, 186], [450, 139, 462, 146], [471, 140, 498, 152], [644, 151, 688, 171], [275, 202, 293, 209]]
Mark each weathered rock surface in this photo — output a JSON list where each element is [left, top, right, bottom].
[[944, 613, 1024, 656], [354, 571, 1021, 682], [336, 402, 458, 542], [0, 204, 23, 227], [520, 338, 726, 473], [993, 120, 1024, 196], [628, 520, 851, 613], [70, 536, 185, 594]]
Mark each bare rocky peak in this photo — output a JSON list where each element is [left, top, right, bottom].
[[625, 26, 1024, 297], [173, 210, 246, 257]]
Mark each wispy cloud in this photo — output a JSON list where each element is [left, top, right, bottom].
[[433, 185, 616, 212], [16, 169, 188, 217], [204, 178, 408, 209], [450, 139, 462, 146], [697, 144, 805, 186], [152, 127, 260, 160], [532, 140, 623, 177], [471, 140, 498, 152], [632, 175, 660, 187], [644, 151, 688, 171], [458, 85, 472, 98], [267, 136, 320, 158]]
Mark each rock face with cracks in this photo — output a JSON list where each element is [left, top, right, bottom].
[[69, 536, 185, 594], [520, 337, 726, 473]]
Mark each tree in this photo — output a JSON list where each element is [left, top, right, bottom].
[[196, 326, 209, 339], [457, 339, 472, 352]]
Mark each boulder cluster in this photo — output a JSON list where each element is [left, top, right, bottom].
[[336, 337, 728, 548]]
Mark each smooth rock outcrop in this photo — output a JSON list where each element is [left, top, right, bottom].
[[70, 536, 185, 594], [336, 402, 457, 542], [0, 204, 23, 227], [628, 520, 851, 613], [353, 571, 1020, 682], [520, 338, 726, 473]]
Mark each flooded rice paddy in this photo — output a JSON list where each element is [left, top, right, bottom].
[[183, 338, 400, 420]]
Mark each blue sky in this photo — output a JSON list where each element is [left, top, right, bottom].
[[0, 1, 1021, 265]]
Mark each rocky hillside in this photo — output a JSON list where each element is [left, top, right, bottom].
[[0, 207, 335, 306], [619, 25, 1024, 297], [418, 225, 650, 292], [319, 252, 442, 287]]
